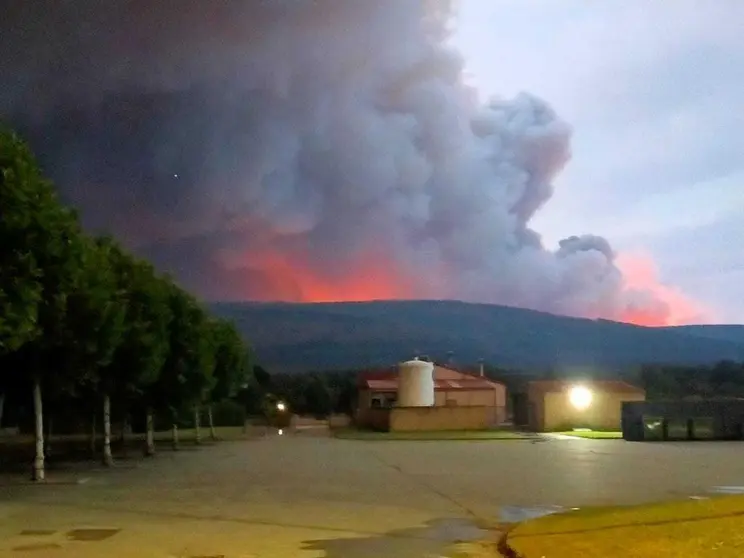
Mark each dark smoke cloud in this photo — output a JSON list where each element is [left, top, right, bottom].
[[0, 0, 683, 321]]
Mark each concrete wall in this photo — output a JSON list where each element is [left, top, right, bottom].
[[356, 408, 390, 431], [328, 414, 351, 428], [540, 390, 646, 431], [433, 387, 504, 408], [390, 406, 492, 431]]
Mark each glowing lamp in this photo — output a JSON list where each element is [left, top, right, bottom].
[[276, 402, 286, 412], [568, 386, 593, 410]]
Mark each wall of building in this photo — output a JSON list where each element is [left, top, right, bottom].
[[358, 390, 372, 411], [434, 388, 507, 424], [539, 390, 646, 432], [433, 387, 504, 407], [389, 406, 491, 431], [355, 408, 390, 431], [328, 414, 351, 428]]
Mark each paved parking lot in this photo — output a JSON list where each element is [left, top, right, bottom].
[[2, 432, 744, 557]]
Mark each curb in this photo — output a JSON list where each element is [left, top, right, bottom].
[[441, 523, 519, 558], [497, 528, 519, 558]]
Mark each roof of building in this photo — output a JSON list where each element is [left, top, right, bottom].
[[359, 363, 504, 392], [364, 377, 501, 392], [528, 379, 645, 394]]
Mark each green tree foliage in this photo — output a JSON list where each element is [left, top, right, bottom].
[[0, 128, 45, 354], [148, 285, 215, 426], [0, 127, 253, 476], [637, 361, 744, 399], [250, 369, 358, 419], [237, 372, 266, 416], [1, 126, 88, 480], [107, 252, 173, 407], [63, 237, 127, 385], [210, 320, 252, 402], [304, 375, 334, 418]]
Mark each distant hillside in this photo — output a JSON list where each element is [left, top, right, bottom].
[[210, 300, 744, 373], [660, 325, 744, 345]]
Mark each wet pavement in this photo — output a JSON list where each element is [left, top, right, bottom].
[[1, 432, 744, 556]]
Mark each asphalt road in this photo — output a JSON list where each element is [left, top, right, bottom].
[[2, 431, 744, 557]]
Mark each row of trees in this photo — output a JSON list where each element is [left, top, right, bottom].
[[0, 127, 253, 480], [256, 369, 357, 418], [637, 361, 744, 400]]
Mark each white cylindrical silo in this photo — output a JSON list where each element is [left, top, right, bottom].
[[397, 359, 435, 407]]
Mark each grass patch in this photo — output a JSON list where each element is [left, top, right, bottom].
[[507, 495, 744, 557], [555, 430, 623, 439], [332, 428, 531, 441]]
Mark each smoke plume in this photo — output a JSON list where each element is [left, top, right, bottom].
[[0, 0, 706, 325]]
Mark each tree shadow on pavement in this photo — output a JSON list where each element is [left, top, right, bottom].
[[0, 438, 208, 477]]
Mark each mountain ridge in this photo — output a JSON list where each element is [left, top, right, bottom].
[[209, 300, 744, 373]]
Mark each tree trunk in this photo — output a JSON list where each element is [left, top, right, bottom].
[[144, 408, 155, 456], [90, 413, 97, 457], [32, 378, 44, 482], [208, 405, 216, 440], [102, 394, 113, 467], [0, 391, 5, 429], [193, 406, 201, 445], [171, 424, 179, 450]]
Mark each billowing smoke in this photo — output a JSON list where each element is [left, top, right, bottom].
[[0, 0, 704, 325]]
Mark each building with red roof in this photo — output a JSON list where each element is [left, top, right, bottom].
[[355, 362, 507, 431]]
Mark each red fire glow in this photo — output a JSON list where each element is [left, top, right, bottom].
[[235, 248, 710, 327], [245, 250, 416, 303], [615, 252, 710, 326]]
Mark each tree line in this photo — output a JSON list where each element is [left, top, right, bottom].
[[637, 361, 744, 400], [250, 368, 357, 418], [0, 127, 254, 480]]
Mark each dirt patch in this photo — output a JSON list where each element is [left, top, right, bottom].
[[12, 542, 63, 552], [66, 527, 121, 541]]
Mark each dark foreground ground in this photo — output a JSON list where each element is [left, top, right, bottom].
[[1, 430, 743, 557]]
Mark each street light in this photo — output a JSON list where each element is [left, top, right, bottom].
[[568, 386, 593, 410], [276, 401, 286, 412]]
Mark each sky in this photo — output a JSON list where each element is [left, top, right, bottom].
[[1, 0, 741, 326], [452, 0, 744, 323]]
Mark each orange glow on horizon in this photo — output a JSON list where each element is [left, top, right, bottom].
[[248, 251, 416, 303], [239, 249, 710, 327], [616, 252, 711, 326]]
